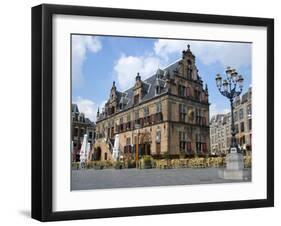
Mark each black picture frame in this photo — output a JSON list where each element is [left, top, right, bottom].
[[32, 4, 274, 222]]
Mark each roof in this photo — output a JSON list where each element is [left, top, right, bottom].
[[98, 46, 209, 121], [85, 117, 95, 127], [100, 60, 180, 115], [241, 92, 248, 104], [72, 103, 95, 126], [72, 103, 79, 113], [210, 114, 225, 124]]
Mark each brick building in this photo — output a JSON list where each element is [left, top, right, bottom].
[[210, 114, 229, 155], [94, 45, 210, 161], [210, 87, 252, 155], [72, 103, 96, 161]]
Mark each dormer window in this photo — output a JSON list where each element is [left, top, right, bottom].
[[134, 94, 139, 104], [108, 106, 115, 115], [156, 86, 161, 95]]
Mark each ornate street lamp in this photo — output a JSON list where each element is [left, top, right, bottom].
[[215, 66, 244, 153]]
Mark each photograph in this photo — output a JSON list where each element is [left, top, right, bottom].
[[70, 35, 252, 190], [30, 3, 274, 221]]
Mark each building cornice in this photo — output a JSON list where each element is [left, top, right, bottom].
[[97, 93, 210, 123]]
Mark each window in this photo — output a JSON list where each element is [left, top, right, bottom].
[[155, 103, 163, 122], [156, 130, 161, 143], [156, 102, 162, 113], [201, 111, 207, 125], [156, 86, 161, 95], [74, 113, 78, 121], [194, 89, 201, 100], [135, 110, 139, 120], [126, 137, 131, 145], [179, 104, 186, 122], [134, 110, 140, 126], [187, 141, 192, 152], [187, 61, 192, 78], [179, 131, 187, 153], [196, 134, 201, 153], [240, 122, 245, 132], [124, 137, 132, 153], [248, 119, 252, 130], [178, 85, 186, 97], [235, 124, 239, 133], [74, 128, 78, 137], [120, 117, 124, 131], [195, 108, 205, 125], [143, 106, 149, 125], [80, 128, 84, 137], [179, 132, 193, 153], [247, 104, 252, 116], [126, 113, 131, 130], [79, 114, 84, 122], [89, 132, 92, 139], [186, 87, 191, 96], [134, 94, 139, 104], [144, 106, 149, 117], [195, 134, 207, 153], [239, 108, 244, 120], [110, 106, 115, 115], [127, 113, 131, 122]]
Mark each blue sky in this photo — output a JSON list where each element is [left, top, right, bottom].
[[72, 35, 252, 122]]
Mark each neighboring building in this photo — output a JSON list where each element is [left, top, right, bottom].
[[209, 87, 252, 155], [94, 45, 210, 161], [72, 103, 96, 162], [233, 87, 252, 155], [210, 114, 229, 155]]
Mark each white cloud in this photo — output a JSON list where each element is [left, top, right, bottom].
[[74, 97, 106, 122], [113, 38, 251, 91], [75, 97, 97, 121], [154, 39, 186, 60], [114, 54, 161, 90], [210, 104, 229, 118], [154, 39, 251, 70], [72, 35, 102, 88]]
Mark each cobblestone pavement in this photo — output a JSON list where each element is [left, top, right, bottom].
[[71, 168, 251, 190]]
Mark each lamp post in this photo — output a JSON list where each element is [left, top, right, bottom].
[[215, 66, 244, 153]]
